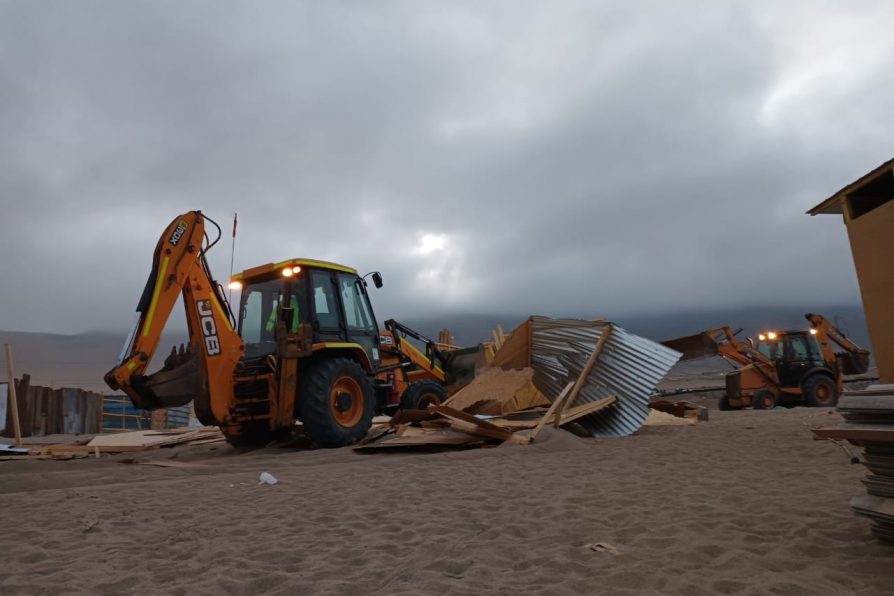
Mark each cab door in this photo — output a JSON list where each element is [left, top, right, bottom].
[[777, 334, 812, 387], [336, 273, 380, 365], [309, 269, 344, 342]]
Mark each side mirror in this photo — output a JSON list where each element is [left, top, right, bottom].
[[372, 272, 383, 288]]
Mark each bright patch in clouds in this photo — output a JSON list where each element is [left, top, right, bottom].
[[416, 233, 448, 255]]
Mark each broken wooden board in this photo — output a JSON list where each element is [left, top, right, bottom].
[[644, 409, 697, 426], [648, 399, 709, 422], [86, 427, 221, 449], [429, 404, 529, 444], [529, 382, 574, 442], [355, 427, 484, 450], [557, 396, 617, 426], [442, 367, 533, 411], [490, 319, 531, 370]]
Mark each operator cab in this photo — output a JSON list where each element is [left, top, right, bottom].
[[230, 259, 382, 365], [754, 330, 826, 386]]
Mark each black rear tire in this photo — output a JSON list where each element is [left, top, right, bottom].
[[802, 375, 838, 408], [751, 390, 777, 410], [298, 358, 375, 448], [400, 380, 447, 410], [719, 396, 733, 411]]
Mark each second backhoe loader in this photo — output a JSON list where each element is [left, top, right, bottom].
[[663, 314, 870, 410], [105, 211, 472, 447]]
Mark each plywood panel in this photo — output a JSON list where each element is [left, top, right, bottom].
[[847, 196, 894, 383], [490, 319, 531, 370]]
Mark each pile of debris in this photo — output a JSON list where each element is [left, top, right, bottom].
[[813, 384, 894, 542], [359, 316, 684, 449]]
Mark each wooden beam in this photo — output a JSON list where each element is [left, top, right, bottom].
[[557, 396, 617, 426], [555, 324, 614, 426], [4, 344, 23, 447], [529, 382, 574, 442]]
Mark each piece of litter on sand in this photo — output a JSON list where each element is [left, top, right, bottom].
[[259, 472, 278, 485], [83, 520, 99, 533], [588, 542, 619, 555]]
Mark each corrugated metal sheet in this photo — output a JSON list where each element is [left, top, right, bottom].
[[3, 382, 105, 437], [165, 405, 192, 428], [102, 395, 151, 432], [530, 317, 682, 437]]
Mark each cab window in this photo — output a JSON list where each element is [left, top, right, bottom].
[[312, 270, 339, 329], [785, 336, 811, 361], [338, 273, 376, 332], [239, 277, 305, 343]]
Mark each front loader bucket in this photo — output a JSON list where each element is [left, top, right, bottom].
[[129, 349, 203, 410], [440, 346, 479, 387], [661, 332, 721, 361]]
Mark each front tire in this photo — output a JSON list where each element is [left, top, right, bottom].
[[298, 358, 375, 448], [802, 375, 838, 408], [751, 390, 777, 410], [400, 380, 447, 410]]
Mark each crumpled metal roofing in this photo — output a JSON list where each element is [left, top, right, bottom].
[[529, 316, 682, 437]]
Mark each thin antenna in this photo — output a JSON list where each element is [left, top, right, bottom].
[[228, 212, 237, 303]]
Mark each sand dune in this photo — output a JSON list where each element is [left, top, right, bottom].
[[2, 407, 893, 594]]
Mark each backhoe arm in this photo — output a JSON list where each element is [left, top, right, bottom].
[[805, 313, 870, 375], [806, 313, 868, 355], [104, 211, 244, 426]]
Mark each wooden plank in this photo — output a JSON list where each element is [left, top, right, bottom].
[[812, 425, 894, 443], [39, 443, 162, 454], [555, 324, 614, 426], [557, 396, 617, 426], [529, 382, 574, 442], [430, 405, 516, 438], [355, 431, 483, 449], [5, 344, 23, 446], [428, 404, 532, 444], [445, 420, 528, 444], [86, 428, 217, 448], [489, 418, 540, 430]]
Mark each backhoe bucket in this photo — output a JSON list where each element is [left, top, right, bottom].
[[129, 348, 203, 410], [838, 351, 870, 375], [661, 332, 720, 361]]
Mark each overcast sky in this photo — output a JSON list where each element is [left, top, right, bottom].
[[1, 0, 892, 334]]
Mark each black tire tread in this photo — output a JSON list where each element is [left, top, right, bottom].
[[400, 380, 447, 410], [299, 357, 374, 448], [802, 374, 838, 408]]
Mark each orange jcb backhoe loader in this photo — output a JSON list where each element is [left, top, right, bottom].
[[663, 314, 870, 410], [105, 211, 472, 447]]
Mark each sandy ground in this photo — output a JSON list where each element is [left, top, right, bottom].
[[2, 407, 893, 595]]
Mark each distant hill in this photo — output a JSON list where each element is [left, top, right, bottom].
[[0, 329, 188, 393], [401, 304, 871, 351], [1, 304, 871, 393]]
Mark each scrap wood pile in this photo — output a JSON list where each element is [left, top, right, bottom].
[[357, 384, 618, 450], [813, 384, 894, 543], [0, 427, 224, 460], [359, 316, 686, 450]]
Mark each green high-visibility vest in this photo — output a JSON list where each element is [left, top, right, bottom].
[[266, 297, 300, 334]]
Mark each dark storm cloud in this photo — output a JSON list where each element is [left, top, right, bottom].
[[0, 0, 890, 333]]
